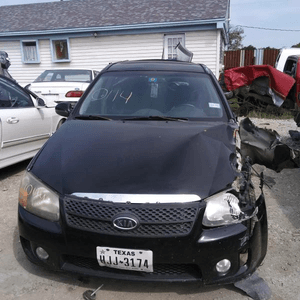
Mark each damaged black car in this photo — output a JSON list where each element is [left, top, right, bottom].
[[18, 60, 267, 285]]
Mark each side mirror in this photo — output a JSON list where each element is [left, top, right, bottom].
[[55, 102, 73, 117], [37, 97, 45, 107]]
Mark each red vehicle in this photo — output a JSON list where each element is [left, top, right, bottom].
[[222, 60, 300, 117], [282, 55, 300, 110]]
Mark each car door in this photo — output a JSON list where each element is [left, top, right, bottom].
[[0, 76, 52, 168], [296, 57, 300, 108]]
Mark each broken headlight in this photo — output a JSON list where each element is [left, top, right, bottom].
[[202, 191, 257, 227], [18, 171, 60, 221]]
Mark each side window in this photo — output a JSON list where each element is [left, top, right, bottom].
[[21, 40, 40, 64], [51, 38, 70, 62], [163, 34, 185, 60], [0, 77, 33, 108], [284, 59, 297, 77]]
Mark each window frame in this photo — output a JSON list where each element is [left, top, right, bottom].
[[50, 38, 71, 63], [20, 40, 40, 64], [283, 58, 298, 76], [163, 34, 186, 60], [0, 75, 34, 108]]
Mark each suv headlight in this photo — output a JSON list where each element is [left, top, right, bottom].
[[19, 171, 59, 221], [202, 191, 257, 227]]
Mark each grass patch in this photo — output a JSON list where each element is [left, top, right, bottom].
[[228, 98, 295, 119], [247, 110, 294, 119]]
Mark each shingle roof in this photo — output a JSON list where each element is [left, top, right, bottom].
[[0, 0, 229, 33]]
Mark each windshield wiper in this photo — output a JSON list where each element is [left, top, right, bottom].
[[122, 115, 189, 122], [75, 115, 112, 121]]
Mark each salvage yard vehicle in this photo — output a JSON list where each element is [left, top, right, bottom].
[[27, 69, 99, 105], [222, 65, 297, 116], [282, 55, 300, 114], [223, 55, 300, 123], [274, 48, 300, 72], [0, 75, 64, 169], [18, 60, 268, 285]]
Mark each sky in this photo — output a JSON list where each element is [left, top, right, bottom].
[[230, 0, 300, 49], [0, 0, 299, 49]]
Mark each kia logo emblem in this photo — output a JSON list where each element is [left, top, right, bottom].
[[113, 216, 138, 230]]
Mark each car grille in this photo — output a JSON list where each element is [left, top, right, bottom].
[[63, 196, 203, 237], [62, 254, 202, 282]]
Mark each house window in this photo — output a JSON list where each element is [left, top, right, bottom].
[[164, 34, 185, 59], [51, 38, 70, 62], [21, 40, 40, 63]]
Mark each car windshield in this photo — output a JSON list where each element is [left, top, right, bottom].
[[78, 71, 226, 120], [34, 70, 92, 83]]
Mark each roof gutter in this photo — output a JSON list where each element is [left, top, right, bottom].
[[0, 18, 226, 37]]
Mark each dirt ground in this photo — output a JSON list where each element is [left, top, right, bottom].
[[0, 117, 300, 300]]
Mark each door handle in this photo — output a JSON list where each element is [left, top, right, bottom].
[[7, 117, 19, 124]]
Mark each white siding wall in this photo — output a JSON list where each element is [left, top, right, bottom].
[[185, 30, 219, 75], [0, 30, 219, 86]]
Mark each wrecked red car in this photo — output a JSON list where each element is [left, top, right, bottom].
[[221, 64, 298, 116]]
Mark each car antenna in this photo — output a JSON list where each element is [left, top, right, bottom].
[[83, 284, 104, 300]]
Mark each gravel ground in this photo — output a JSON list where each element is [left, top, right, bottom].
[[0, 117, 300, 300], [244, 118, 300, 300]]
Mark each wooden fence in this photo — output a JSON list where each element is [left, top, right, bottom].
[[224, 49, 280, 70]]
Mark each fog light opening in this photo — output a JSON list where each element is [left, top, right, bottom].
[[36, 247, 49, 260], [240, 250, 249, 267], [216, 259, 231, 274]]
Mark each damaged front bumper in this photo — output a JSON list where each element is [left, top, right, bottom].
[[240, 117, 300, 172], [18, 191, 267, 285]]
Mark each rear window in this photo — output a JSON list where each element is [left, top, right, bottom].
[[79, 71, 226, 120], [34, 70, 92, 83]]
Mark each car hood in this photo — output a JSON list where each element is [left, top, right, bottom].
[[31, 120, 237, 199]]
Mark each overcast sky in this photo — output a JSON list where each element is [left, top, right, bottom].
[[0, 0, 299, 49]]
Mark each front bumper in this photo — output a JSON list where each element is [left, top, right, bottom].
[[18, 194, 267, 285]]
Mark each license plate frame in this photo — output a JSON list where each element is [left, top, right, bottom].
[[96, 246, 153, 272]]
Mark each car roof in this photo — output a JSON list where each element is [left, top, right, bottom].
[[286, 55, 300, 61], [106, 60, 206, 73]]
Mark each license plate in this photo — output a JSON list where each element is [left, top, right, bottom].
[[96, 246, 153, 272]]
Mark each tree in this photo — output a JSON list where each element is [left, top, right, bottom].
[[291, 43, 300, 48], [263, 46, 278, 50], [228, 25, 245, 50], [243, 45, 256, 50]]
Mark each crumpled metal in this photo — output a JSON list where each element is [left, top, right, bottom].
[[240, 117, 300, 172], [234, 272, 272, 300]]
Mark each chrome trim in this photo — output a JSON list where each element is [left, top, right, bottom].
[[2, 134, 49, 148], [71, 193, 201, 203], [113, 216, 139, 230]]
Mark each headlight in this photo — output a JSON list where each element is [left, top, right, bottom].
[[19, 171, 59, 221], [202, 191, 257, 227]]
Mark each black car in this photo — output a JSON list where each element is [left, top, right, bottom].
[[18, 60, 267, 285]]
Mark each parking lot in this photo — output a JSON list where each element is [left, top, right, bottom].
[[1, 119, 300, 300]]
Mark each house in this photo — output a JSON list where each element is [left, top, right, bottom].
[[0, 0, 230, 86]]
